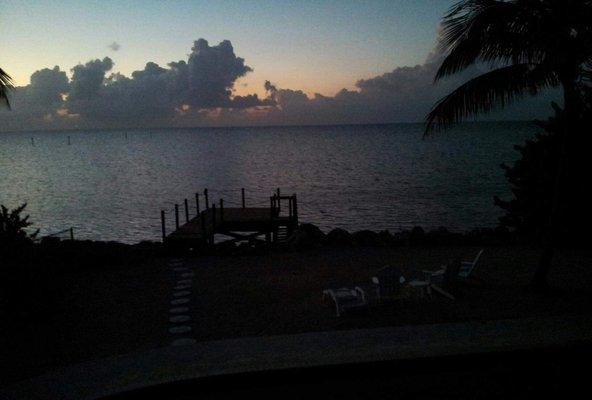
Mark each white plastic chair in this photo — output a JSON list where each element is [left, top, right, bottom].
[[372, 266, 430, 299], [458, 249, 484, 278], [422, 249, 484, 281], [419, 249, 485, 300], [322, 287, 367, 317]]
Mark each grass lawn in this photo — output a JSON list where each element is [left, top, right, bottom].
[[2, 244, 591, 385]]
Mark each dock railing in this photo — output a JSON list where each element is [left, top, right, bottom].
[[35, 227, 75, 242], [160, 188, 298, 243], [270, 193, 299, 224]]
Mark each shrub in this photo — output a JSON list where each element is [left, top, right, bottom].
[[0, 203, 39, 247]]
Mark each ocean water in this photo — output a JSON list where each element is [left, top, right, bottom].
[[0, 122, 537, 243]]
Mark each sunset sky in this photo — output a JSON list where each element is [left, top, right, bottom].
[[0, 0, 556, 131], [1, 0, 449, 96]]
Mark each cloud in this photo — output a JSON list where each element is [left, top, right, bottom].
[[183, 39, 253, 108], [258, 50, 558, 126], [0, 38, 559, 132], [29, 66, 70, 106], [108, 41, 121, 51], [0, 66, 70, 131], [254, 52, 457, 125], [14, 66, 69, 112], [67, 39, 261, 126], [68, 57, 114, 103]]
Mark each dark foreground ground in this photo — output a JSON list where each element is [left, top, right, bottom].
[[5, 315, 592, 399], [1, 244, 592, 387], [105, 345, 591, 399]]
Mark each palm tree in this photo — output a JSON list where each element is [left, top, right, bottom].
[[425, 0, 592, 289], [0, 67, 13, 108]]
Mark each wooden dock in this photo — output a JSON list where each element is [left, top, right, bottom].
[[162, 189, 298, 247]]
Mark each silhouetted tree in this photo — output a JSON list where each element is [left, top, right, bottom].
[[0, 67, 12, 108], [426, 0, 592, 290], [0, 203, 39, 245], [494, 101, 592, 244]]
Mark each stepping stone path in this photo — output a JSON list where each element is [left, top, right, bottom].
[[167, 258, 197, 346], [171, 338, 197, 346], [169, 315, 191, 323], [174, 284, 192, 290], [169, 306, 189, 313], [169, 325, 192, 334]]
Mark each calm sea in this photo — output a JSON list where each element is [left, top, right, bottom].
[[0, 122, 537, 243]]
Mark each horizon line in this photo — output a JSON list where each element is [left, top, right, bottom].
[[0, 119, 538, 135]]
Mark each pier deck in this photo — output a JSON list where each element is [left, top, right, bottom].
[[163, 191, 298, 246]]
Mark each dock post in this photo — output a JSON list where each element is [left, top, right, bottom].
[[293, 194, 299, 225], [174, 204, 179, 230], [204, 189, 209, 209], [161, 210, 166, 241], [195, 193, 200, 214], [219, 199, 224, 222], [69, 227, 74, 240], [184, 198, 189, 222], [276, 188, 281, 212], [211, 203, 216, 245], [270, 196, 275, 218], [200, 208, 206, 242], [241, 188, 245, 208], [270, 195, 276, 242]]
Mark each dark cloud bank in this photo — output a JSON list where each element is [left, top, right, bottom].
[[0, 39, 558, 132]]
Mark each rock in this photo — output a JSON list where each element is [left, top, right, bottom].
[[214, 240, 236, 255], [378, 230, 395, 245], [425, 227, 451, 245], [287, 223, 325, 250], [40, 236, 61, 246], [352, 230, 382, 246], [233, 241, 257, 256], [325, 228, 354, 247], [409, 226, 425, 244], [299, 223, 325, 240]]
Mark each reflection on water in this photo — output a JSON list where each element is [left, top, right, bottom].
[[0, 122, 536, 243]]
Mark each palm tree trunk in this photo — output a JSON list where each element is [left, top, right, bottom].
[[532, 78, 578, 290]]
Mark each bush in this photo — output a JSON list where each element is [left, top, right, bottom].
[[287, 223, 325, 250], [494, 101, 592, 245], [325, 228, 354, 247], [0, 203, 38, 245], [352, 230, 382, 246]]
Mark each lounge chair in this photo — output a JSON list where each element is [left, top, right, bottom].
[[459, 249, 484, 278], [422, 249, 484, 282], [421, 250, 484, 300], [322, 287, 367, 317], [423, 262, 459, 300], [371, 266, 430, 300]]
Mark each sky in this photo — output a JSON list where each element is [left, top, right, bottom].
[[0, 0, 557, 131], [1, 0, 448, 96]]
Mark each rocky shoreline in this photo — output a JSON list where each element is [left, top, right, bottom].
[[1, 223, 517, 272]]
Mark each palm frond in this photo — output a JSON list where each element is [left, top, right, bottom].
[[436, 0, 518, 80], [435, 0, 553, 81], [426, 63, 558, 135], [0, 67, 14, 109]]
